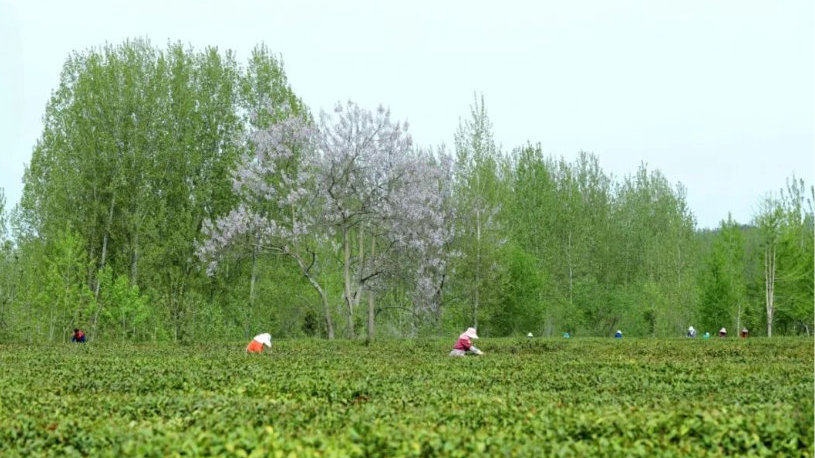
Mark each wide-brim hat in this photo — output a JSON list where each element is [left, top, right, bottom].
[[254, 333, 272, 347], [465, 327, 479, 339]]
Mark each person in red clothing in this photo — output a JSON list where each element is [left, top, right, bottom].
[[246, 333, 271, 353], [449, 327, 483, 356], [71, 328, 86, 343]]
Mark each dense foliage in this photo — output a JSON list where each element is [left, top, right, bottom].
[[0, 338, 811, 456], [0, 40, 812, 342]]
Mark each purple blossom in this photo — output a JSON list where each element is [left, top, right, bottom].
[[199, 101, 455, 326]]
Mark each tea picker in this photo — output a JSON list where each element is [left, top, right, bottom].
[[449, 327, 484, 356], [71, 328, 86, 343], [246, 333, 272, 353]]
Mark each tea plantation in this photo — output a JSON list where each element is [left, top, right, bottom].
[[0, 338, 811, 456]]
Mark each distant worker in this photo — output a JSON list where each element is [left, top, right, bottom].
[[614, 330, 623, 339], [449, 327, 483, 356], [740, 328, 749, 338], [246, 333, 272, 353], [718, 328, 727, 337], [563, 332, 570, 339], [71, 328, 86, 343], [703, 332, 710, 339], [687, 326, 697, 338]]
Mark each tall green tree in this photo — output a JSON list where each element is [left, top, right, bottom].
[[554, 153, 614, 335], [610, 165, 697, 336], [0, 189, 12, 336], [450, 95, 508, 333], [755, 196, 783, 337], [504, 145, 559, 334], [18, 39, 305, 341], [773, 177, 814, 335], [699, 215, 747, 334]]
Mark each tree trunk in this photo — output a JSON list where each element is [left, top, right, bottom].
[[290, 249, 334, 339], [48, 306, 55, 342], [367, 236, 375, 341], [323, 289, 335, 339], [736, 303, 741, 336], [247, 246, 258, 339], [95, 195, 116, 300], [309, 278, 334, 340], [343, 226, 355, 338], [567, 231, 574, 306], [677, 244, 682, 289], [91, 195, 116, 341], [131, 231, 139, 285], [474, 206, 481, 329], [765, 244, 776, 337]]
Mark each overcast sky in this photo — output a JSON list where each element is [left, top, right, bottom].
[[1, 0, 812, 229]]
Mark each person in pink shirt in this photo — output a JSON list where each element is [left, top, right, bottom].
[[449, 327, 484, 356]]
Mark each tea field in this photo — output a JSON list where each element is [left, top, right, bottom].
[[0, 338, 812, 456]]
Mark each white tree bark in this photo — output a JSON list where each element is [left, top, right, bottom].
[[765, 244, 776, 337], [367, 235, 376, 341]]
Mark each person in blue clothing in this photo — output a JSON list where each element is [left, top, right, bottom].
[[71, 328, 86, 343], [614, 330, 623, 338]]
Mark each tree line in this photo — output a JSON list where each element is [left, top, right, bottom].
[[0, 40, 811, 342]]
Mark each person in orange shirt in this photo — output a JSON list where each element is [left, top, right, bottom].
[[246, 333, 272, 353]]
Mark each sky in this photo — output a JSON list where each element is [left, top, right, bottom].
[[1, 0, 812, 229]]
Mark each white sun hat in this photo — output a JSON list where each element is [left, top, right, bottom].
[[465, 327, 479, 339], [253, 333, 272, 347], [527, 332, 533, 337]]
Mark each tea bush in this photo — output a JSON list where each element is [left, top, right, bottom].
[[0, 338, 811, 456]]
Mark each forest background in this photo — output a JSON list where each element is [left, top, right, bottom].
[[0, 41, 811, 343]]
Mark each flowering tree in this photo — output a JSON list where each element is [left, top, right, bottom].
[[381, 147, 456, 334], [199, 101, 454, 339], [316, 102, 411, 337], [197, 112, 337, 336]]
